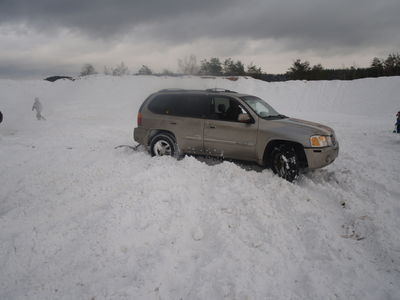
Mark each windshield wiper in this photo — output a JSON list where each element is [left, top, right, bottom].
[[264, 114, 287, 119]]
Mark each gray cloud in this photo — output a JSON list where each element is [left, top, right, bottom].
[[1, 0, 399, 48], [0, 0, 237, 37], [0, 58, 77, 79], [0, 0, 399, 77], [143, 0, 400, 51]]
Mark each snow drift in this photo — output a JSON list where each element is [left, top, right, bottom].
[[0, 76, 399, 299]]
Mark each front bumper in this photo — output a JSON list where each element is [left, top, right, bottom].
[[304, 143, 339, 169]]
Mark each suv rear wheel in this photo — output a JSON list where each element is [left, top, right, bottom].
[[271, 144, 299, 182], [150, 133, 177, 157]]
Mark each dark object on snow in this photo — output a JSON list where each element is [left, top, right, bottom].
[[44, 76, 74, 82], [0, 110, 3, 123], [395, 111, 400, 133]]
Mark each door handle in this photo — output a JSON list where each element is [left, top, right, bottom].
[[169, 122, 177, 125], [206, 122, 216, 128]]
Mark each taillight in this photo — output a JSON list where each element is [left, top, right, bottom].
[[137, 112, 142, 126]]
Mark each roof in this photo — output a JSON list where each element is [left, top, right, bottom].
[[156, 88, 249, 97]]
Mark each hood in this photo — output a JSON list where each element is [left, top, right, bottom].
[[284, 118, 334, 135], [258, 117, 334, 142]]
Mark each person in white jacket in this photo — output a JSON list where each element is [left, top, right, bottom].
[[32, 97, 45, 120]]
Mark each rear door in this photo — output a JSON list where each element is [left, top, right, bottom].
[[203, 96, 258, 160], [147, 94, 209, 154]]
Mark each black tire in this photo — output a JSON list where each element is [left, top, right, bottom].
[[271, 144, 299, 182], [149, 133, 178, 157]]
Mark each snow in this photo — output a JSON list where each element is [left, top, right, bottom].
[[1, 75, 400, 299]]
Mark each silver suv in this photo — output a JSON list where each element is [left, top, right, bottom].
[[134, 89, 339, 181]]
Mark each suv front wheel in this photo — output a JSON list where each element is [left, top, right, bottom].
[[150, 133, 177, 157], [271, 144, 299, 182]]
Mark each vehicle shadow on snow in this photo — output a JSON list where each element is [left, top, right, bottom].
[[116, 144, 323, 182], [192, 155, 266, 172], [194, 156, 344, 185], [117, 144, 345, 185], [194, 154, 345, 185], [116, 144, 268, 173]]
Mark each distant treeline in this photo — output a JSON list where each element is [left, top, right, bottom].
[[196, 53, 400, 81], [278, 53, 400, 81], [78, 53, 400, 82]]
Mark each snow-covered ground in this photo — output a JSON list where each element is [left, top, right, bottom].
[[1, 75, 399, 299]]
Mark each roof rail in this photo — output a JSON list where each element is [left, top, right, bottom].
[[205, 88, 237, 93], [158, 88, 186, 92]]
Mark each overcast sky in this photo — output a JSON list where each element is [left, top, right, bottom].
[[0, 0, 399, 78]]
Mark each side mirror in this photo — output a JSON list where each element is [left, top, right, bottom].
[[238, 113, 252, 123]]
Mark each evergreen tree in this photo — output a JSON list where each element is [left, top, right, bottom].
[[222, 58, 234, 75], [247, 63, 262, 75], [137, 65, 152, 75], [234, 60, 246, 76], [200, 58, 223, 75], [370, 57, 384, 77], [383, 53, 400, 76], [223, 58, 245, 76], [309, 64, 324, 80], [161, 69, 174, 76], [287, 59, 311, 80]]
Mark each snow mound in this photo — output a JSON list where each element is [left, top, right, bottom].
[[1, 76, 399, 299]]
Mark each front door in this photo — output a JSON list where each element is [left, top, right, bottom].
[[203, 96, 258, 161]]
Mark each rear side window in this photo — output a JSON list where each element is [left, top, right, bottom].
[[148, 94, 210, 118], [148, 94, 175, 115], [138, 94, 154, 112]]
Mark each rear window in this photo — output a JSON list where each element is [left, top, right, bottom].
[[148, 94, 210, 118]]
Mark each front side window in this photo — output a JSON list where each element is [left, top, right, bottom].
[[210, 96, 247, 122]]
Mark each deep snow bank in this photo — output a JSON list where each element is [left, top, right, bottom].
[[1, 75, 400, 132], [1, 76, 400, 300]]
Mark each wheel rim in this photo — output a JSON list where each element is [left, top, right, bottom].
[[153, 140, 172, 156]]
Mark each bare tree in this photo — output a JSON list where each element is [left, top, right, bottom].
[[103, 66, 111, 75], [112, 62, 129, 76], [178, 54, 200, 75]]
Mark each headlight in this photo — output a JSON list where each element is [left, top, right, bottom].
[[310, 135, 332, 147]]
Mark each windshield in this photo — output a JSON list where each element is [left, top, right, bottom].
[[241, 96, 286, 119]]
